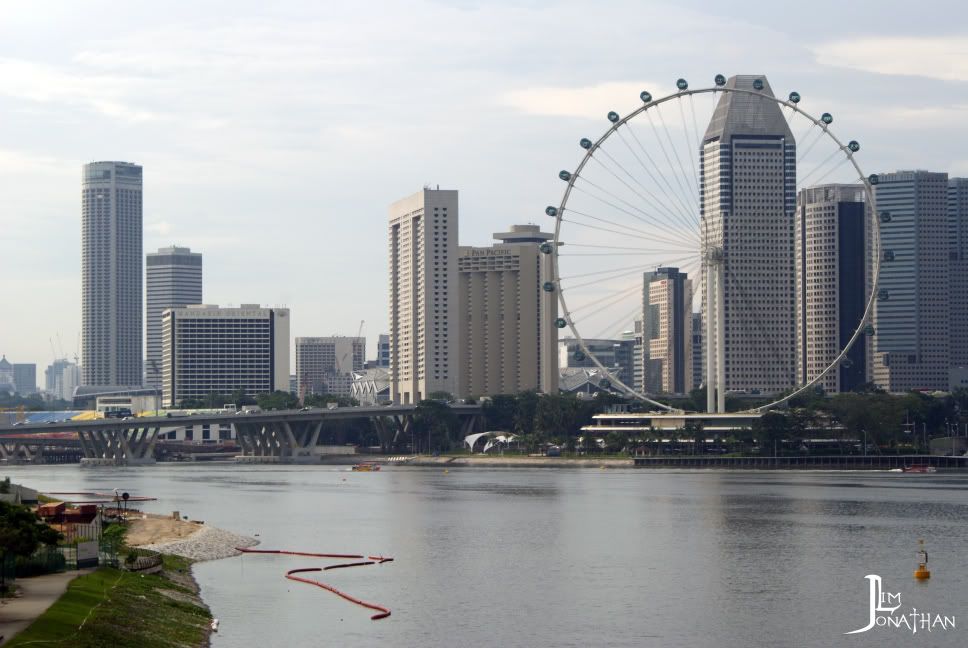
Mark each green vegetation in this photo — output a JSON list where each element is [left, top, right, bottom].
[[0, 392, 73, 411], [0, 501, 62, 592], [5, 565, 211, 648]]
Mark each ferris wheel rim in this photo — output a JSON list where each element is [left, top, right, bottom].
[[549, 80, 882, 414]]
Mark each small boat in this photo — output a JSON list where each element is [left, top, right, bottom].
[[902, 464, 937, 473], [352, 462, 381, 472]]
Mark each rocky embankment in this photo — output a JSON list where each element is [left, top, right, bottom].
[[138, 524, 259, 561]]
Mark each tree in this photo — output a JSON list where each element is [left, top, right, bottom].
[[303, 393, 359, 408], [0, 501, 62, 590], [513, 391, 539, 437], [413, 400, 459, 452], [753, 411, 791, 455], [256, 391, 300, 411], [426, 391, 454, 402], [482, 394, 518, 431]]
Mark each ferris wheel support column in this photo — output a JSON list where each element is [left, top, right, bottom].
[[706, 262, 716, 413], [715, 261, 726, 413]]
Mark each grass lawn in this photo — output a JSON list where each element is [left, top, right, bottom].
[[6, 561, 211, 648]]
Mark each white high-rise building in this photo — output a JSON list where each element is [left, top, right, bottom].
[[295, 337, 365, 397], [161, 305, 289, 407], [388, 188, 458, 403], [795, 185, 870, 393], [873, 171, 950, 391], [700, 75, 796, 410], [146, 246, 202, 388], [457, 224, 558, 397], [81, 161, 144, 388]]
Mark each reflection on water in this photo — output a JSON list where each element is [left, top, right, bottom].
[[3, 465, 965, 648]]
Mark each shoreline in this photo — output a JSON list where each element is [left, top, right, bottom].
[[135, 522, 259, 561]]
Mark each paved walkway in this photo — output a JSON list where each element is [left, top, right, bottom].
[[0, 569, 95, 645]]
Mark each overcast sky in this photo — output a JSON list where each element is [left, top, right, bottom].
[[2, 0, 967, 369]]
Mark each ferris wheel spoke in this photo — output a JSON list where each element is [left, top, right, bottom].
[[610, 128, 698, 231], [559, 251, 698, 283], [586, 150, 697, 235], [797, 148, 845, 188], [589, 302, 643, 340], [796, 126, 827, 164], [562, 257, 693, 291], [677, 98, 703, 201], [619, 121, 699, 229], [646, 107, 701, 215], [564, 243, 691, 252], [686, 95, 705, 189], [567, 281, 644, 317], [570, 180, 698, 245], [560, 214, 697, 250], [800, 156, 850, 189]]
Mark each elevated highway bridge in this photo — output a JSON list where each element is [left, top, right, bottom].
[[0, 404, 483, 466]]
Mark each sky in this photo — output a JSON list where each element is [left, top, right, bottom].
[[1, 0, 968, 370]]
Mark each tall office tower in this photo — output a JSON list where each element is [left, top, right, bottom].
[[81, 161, 143, 388], [45, 359, 71, 394], [795, 185, 869, 393], [631, 320, 644, 392], [295, 337, 366, 397], [0, 356, 12, 392], [691, 313, 703, 391], [161, 305, 289, 407], [13, 364, 37, 395], [457, 224, 558, 397], [640, 268, 693, 395], [872, 171, 950, 391], [376, 334, 391, 368], [949, 178, 968, 380], [388, 188, 458, 403], [701, 75, 796, 411], [146, 246, 202, 388]]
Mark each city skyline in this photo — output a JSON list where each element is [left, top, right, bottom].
[[3, 1, 968, 368]]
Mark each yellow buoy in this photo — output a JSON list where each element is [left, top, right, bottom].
[[443, 469, 449, 474], [914, 539, 931, 580]]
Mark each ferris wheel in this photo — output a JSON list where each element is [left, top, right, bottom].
[[542, 74, 881, 413]]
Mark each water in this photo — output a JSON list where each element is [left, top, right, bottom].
[[4, 464, 966, 647]]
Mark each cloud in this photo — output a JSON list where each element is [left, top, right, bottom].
[[500, 81, 664, 120], [812, 36, 968, 82], [0, 58, 164, 122]]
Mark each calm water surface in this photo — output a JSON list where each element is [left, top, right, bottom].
[[4, 464, 966, 648]]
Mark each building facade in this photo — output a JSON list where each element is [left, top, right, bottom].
[[295, 337, 366, 397], [81, 161, 143, 388], [13, 363, 37, 395], [701, 75, 797, 406], [146, 246, 202, 388], [872, 171, 950, 391], [949, 178, 968, 377], [388, 188, 458, 403], [559, 338, 635, 387], [161, 305, 290, 407], [641, 268, 693, 395], [691, 313, 703, 391], [457, 224, 557, 397], [0, 356, 12, 393], [795, 185, 869, 393], [376, 334, 390, 368]]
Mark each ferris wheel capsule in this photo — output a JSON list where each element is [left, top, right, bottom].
[[554, 317, 567, 329], [789, 91, 801, 103], [558, 170, 571, 181], [540, 242, 554, 254], [714, 74, 726, 86], [676, 78, 688, 90], [580, 138, 593, 149], [607, 111, 620, 123], [848, 140, 860, 152], [821, 112, 833, 124], [640, 91, 652, 103], [753, 78, 764, 90], [542, 282, 556, 293], [545, 206, 558, 217]]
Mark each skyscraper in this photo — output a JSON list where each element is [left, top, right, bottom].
[[146, 246, 202, 388], [13, 364, 37, 395], [295, 337, 366, 397], [949, 178, 968, 377], [641, 268, 693, 395], [457, 224, 558, 397], [795, 184, 869, 393], [872, 171, 950, 391], [81, 161, 143, 387], [388, 188, 458, 403], [701, 75, 796, 410]]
